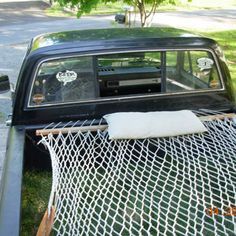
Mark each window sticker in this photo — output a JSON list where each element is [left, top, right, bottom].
[[209, 79, 220, 88], [197, 58, 214, 70], [56, 70, 77, 85], [32, 93, 45, 104]]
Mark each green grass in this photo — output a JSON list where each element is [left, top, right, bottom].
[[45, 1, 124, 17], [21, 171, 52, 236], [197, 30, 236, 89], [85, 1, 124, 15], [45, 3, 76, 17]]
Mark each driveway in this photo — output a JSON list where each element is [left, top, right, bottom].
[[151, 9, 236, 31], [0, 0, 58, 26]]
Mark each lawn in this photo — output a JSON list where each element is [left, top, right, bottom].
[[197, 30, 236, 89], [45, 1, 124, 17], [21, 171, 52, 236]]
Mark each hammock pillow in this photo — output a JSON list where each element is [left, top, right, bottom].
[[103, 110, 207, 140]]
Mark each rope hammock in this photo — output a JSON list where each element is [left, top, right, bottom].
[[36, 110, 236, 236]]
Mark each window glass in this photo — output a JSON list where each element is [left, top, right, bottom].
[[30, 56, 96, 106], [166, 50, 221, 92], [97, 52, 161, 97], [29, 50, 222, 107]]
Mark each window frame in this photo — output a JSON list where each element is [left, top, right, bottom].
[[27, 48, 225, 108]]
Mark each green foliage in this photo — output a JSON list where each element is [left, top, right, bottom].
[[77, 0, 100, 17], [201, 30, 236, 89], [52, 0, 181, 26], [21, 171, 52, 236]]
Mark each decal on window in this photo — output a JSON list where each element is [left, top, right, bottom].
[[209, 79, 220, 88], [56, 70, 77, 85], [32, 93, 45, 104], [197, 58, 214, 70]]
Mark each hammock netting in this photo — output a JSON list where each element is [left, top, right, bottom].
[[39, 111, 236, 236]]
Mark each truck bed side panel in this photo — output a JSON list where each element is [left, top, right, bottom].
[[0, 127, 25, 236]]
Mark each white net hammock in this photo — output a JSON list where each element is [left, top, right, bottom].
[[38, 110, 236, 236]]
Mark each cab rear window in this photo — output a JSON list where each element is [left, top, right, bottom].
[[29, 50, 222, 107]]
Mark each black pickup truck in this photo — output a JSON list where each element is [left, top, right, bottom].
[[0, 28, 235, 235]]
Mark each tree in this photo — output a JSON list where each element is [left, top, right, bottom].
[[56, 0, 179, 27], [125, 0, 166, 27]]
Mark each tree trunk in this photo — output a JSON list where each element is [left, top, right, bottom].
[[140, 12, 146, 27], [138, 2, 147, 27], [136, 0, 158, 27]]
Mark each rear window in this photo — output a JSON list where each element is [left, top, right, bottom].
[[97, 52, 162, 97], [29, 50, 222, 107]]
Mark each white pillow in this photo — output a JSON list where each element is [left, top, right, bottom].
[[103, 110, 207, 140]]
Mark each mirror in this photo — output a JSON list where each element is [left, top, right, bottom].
[[0, 74, 10, 93]]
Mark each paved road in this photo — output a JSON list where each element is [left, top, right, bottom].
[[0, 0, 235, 174], [151, 9, 236, 31], [0, 0, 55, 26]]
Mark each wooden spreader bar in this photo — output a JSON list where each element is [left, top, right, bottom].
[[36, 125, 108, 136], [36, 113, 236, 136]]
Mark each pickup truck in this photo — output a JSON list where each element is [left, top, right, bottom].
[[0, 28, 235, 235]]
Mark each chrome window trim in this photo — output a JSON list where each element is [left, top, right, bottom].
[[27, 48, 225, 108]]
